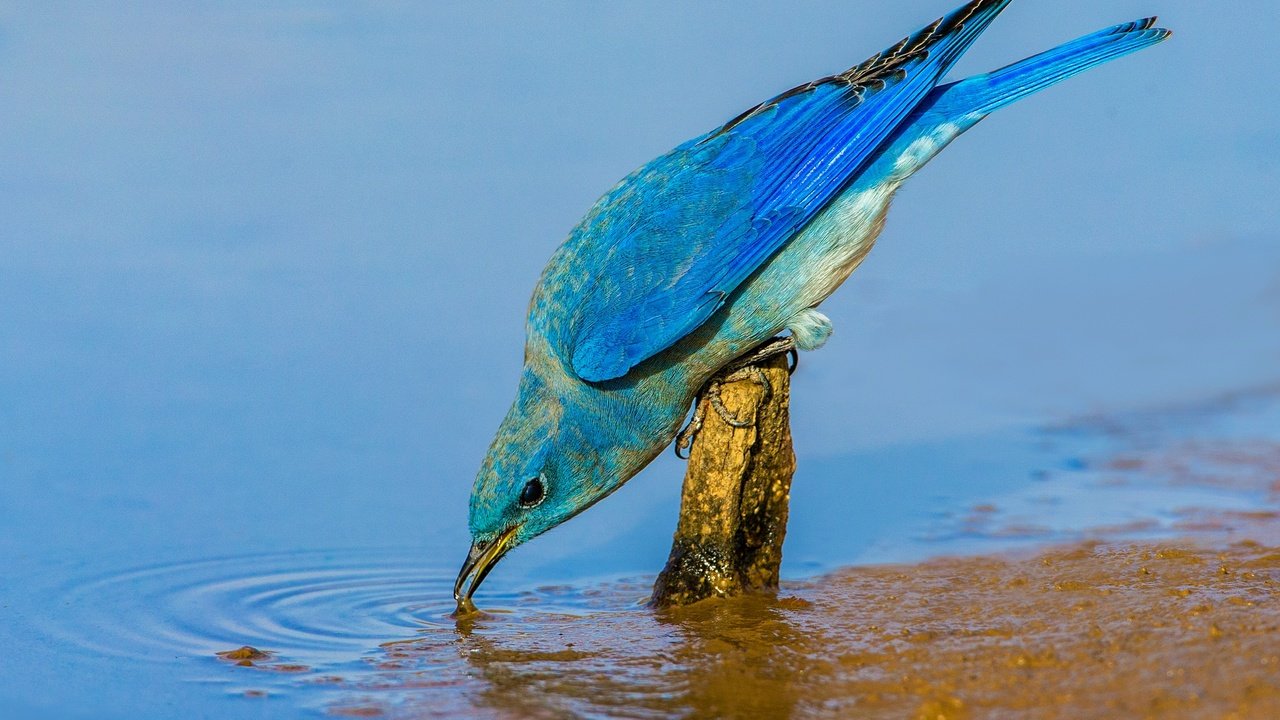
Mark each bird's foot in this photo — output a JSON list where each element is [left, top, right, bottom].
[[674, 337, 797, 458], [708, 366, 771, 427], [722, 336, 799, 376], [674, 396, 707, 459]]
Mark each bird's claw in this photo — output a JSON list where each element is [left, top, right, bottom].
[[674, 336, 796, 458], [674, 394, 706, 460], [721, 336, 798, 376], [708, 367, 770, 427]]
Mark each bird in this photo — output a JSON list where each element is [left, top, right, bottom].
[[454, 0, 1170, 608]]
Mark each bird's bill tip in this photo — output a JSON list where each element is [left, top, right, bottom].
[[452, 526, 517, 614]]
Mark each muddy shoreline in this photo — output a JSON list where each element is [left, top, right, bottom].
[[303, 536, 1280, 719]]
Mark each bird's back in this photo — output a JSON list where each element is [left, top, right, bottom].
[[529, 0, 1017, 387]]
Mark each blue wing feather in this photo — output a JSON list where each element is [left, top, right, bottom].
[[568, 0, 1012, 382]]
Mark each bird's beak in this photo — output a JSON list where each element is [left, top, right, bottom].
[[453, 526, 517, 614]]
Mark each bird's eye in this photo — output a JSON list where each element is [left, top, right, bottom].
[[519, 477, 545, 508]]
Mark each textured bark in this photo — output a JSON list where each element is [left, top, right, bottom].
[[652, 353, 796, 607]]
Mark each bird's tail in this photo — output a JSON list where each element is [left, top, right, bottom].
[[940, 18, 1171, 118]]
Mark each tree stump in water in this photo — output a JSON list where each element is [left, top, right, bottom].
[[651, 352, 796, 607]]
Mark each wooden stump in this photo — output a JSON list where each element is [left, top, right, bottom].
[[651, 352, 796, 607]]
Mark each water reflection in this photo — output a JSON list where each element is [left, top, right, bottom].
[[406, 589, 831, 719], [653, 595, 827, 719]]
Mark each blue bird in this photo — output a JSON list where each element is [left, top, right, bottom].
[[455, 0, 1170, 606]]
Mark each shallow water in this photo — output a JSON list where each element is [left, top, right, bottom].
[[9, 387, 1277, 718], [327, 540, 1279, 719]]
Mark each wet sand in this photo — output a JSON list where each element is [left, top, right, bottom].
[[748, 539, 1279, 719], [294, 533, 1277, 719]]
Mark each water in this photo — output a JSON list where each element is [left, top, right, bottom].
[[5, 387, 1275, 717], [49, 551, 456, 664], [3, 2, 1279, 718]]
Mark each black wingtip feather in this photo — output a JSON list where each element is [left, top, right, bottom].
[[708, 0, 1011, 140]]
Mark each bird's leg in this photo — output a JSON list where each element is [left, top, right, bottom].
[[674, 392, 707, 460], [722, 336, 798, 376], [674, 336, 797, 457]]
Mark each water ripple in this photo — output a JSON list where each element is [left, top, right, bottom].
[[49, 548, 485, 667], [41, 547, 657, 716]]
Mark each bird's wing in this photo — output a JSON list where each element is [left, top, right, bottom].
[[567, 0, 1010, 382]]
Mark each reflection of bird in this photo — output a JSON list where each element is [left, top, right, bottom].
[[455, 0, 1170, 606]]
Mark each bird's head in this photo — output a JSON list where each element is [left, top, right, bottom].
[[454, 369, 624, 610]]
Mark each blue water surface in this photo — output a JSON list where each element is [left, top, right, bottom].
[[2, 2, 1278, 718]]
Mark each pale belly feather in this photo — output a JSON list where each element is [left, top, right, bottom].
[[791, 183, 899, 310]]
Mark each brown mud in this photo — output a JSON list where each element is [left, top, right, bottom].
[[305, 532, 1279, 720]]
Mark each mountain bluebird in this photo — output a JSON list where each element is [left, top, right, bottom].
[[455, 0, 1170, 607]]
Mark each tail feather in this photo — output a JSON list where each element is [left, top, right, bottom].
[[941, 18, 1172, 117], [858, 16, 1170, 184]]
